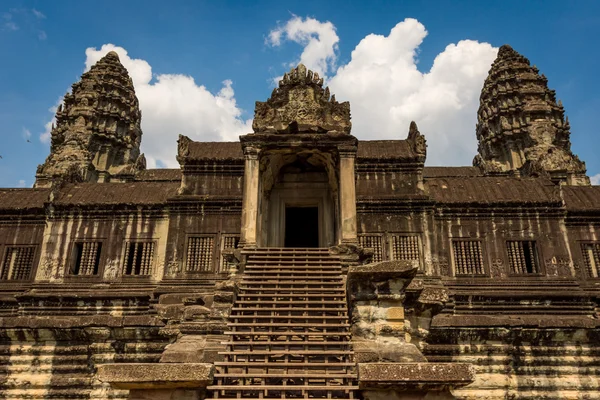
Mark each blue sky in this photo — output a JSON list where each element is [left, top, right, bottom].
[[1, 0, 599, 187]]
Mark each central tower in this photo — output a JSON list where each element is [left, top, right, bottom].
[[239, 64, 358, 248]]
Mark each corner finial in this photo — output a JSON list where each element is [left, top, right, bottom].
[[407, 121, 426, 157]]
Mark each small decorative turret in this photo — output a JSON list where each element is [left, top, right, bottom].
[[35, 51, 145, 187], [407, 121, 427, 162], [473, 45, 589, 185], [252, 64, 351, 134]]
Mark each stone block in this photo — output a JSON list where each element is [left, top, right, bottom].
[[386, 307, 405, 321], [157, 304, 184, 320], [97, 363, 214, 390], [358, 362, 475, 389], [213, 291, 234, 303], [183, 306, 211, 321]]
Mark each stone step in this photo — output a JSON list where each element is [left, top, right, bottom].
[[219, 350, 354, 356], [237, 293, 345, 298], [247, 255, 338, 260], [224, 331, 351, 337], [235, 300, 347, 305], [231, 307, 347, 312], [240, 282, 344, 288], [214, 361, 355, 368], [214, 373, 357, 378], [227, 322, 350, 328], [221, 341, 352, 346], [230, 316, 348, 321], [239, 287, 345, 292], [242, 272, 343, 277]]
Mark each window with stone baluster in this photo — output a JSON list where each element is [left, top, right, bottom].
[[123, 241, 155, 276], [452, 240, 485, 276], [1, 246, 36, 280], [70, 242, 102, 276], [220, 235, 240, 273], [581, 243, 600, 278], [507, 240, 540, 274], [390, 235, 420, 262], [358, 234, 384, 263], [185, 236, 215, 273]]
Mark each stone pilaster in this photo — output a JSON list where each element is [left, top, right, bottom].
[[339, 146, 358, 245], [239, 146, 260, 248]]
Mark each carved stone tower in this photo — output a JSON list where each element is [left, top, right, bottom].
[[35, 51, 145, 187], [473, 45, 589, 185]]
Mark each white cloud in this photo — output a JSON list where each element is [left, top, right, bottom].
[[273, 17, 497, 166], [22, 128, 31, 140], [267, 15, 339, 78], [83, 44, 252, 168], [2, 12, 18, 31], [32, 9, 45, 19], [17, 180, 26, 188], [591, 173, 600, 185]]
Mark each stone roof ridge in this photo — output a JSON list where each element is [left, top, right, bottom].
[[252, 64, 351, 134]]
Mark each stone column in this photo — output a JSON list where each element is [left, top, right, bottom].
[[239, 146, 260, 248], [338, 147, 358, 244]]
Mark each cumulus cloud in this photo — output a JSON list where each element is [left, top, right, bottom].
[[267, 15, 339, 78], [273, 17, 497, 166], [591, 173, 600, 185], [17, 180, 26, 188], [41, 44, 252, 168]]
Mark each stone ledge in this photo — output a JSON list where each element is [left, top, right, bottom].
[[358, 362, 475, 389], [97, 363, 214, 390]]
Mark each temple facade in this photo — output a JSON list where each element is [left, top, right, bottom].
[[0, 46, 598, 399]]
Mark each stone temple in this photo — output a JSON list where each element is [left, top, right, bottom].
[[0, 45, 599, 399]]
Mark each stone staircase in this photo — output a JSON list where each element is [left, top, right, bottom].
[[208, 248, 358, 399]]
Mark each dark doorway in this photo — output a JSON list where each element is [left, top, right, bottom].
[[285, 207, 319, 247]]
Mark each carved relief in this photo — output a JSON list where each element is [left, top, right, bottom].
[[39, 258, 57, 280], [103, 259, 119, 281], [490, 258, 507, 278], [166, 260, 182, 275], [545, 257, 559, 277], [431, 255, 450, 276], [252, 64, 351, 134]]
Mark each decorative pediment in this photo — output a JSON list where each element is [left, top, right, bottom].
[[252, 64, 351, 134]]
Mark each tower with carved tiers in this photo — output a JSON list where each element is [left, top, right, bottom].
[[473, 45, 589, 185], [35, 51, 145, 188]]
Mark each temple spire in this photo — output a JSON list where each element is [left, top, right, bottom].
[[473, 44, 589, 185], [35, 51, 145, 187]]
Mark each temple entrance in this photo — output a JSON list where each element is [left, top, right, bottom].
[[259, 154, 337, 248], [285, 206, 319, 247]]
